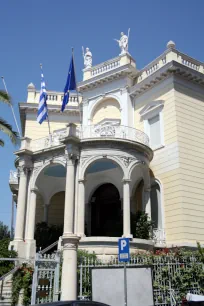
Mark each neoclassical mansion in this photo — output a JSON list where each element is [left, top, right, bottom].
[[9, 40, 204, 294]]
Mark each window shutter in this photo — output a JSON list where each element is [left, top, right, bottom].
[[149, 115, 161, 147]]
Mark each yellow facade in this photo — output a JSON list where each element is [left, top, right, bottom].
[[134, 85, 204, 245]]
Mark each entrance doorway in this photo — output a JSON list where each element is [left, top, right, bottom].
[[91, 183, 122, 237]]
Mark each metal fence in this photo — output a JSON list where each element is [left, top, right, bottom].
[[78, 255, 203, 305], [31, 252, 61, 305]]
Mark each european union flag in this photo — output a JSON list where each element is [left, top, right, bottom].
[[61, 55, 76, 112]]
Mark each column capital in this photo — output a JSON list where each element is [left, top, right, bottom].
[[62, 235, 80, 250], [18, 166, 30, 176], [65, 155, 77, 166]]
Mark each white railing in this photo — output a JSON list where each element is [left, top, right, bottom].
[[80, 124, 149, 146], [9, 170, 18, 184], [91, 58, 120, 77], [153, 228, 166, 246], [137, 48, 204, 84], [24, 125, 149, 152], [31, 129, 68, 151], [181, 55, 200, 71]]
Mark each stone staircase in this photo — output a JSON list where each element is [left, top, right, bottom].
[[0, 274, 13, 306]]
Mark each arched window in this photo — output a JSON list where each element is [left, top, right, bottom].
[[151, 180, 162, 229], [92, 99, 121, 125]]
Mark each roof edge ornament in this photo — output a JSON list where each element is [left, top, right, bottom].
[[27, 83, 35, 90], [167, 40, 176, 49]]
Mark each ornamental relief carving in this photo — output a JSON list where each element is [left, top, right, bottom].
[[118, 156, 137, 167], [80, 156, 91, 166], [63, 243, 77, 250]]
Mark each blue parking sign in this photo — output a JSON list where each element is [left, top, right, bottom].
[[118, 238, 130, 262]]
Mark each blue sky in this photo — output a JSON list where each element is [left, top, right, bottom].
[[0, 0, 204, 227]]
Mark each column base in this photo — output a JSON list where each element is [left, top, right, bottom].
[[9, 240, 26, 259], [25, 239, 36, 259], [122, 234, 133, 239], [61, 234, 80, 301], [77, 233, 86, 238], [9, 239, 36, 260]]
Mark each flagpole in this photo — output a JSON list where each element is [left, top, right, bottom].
[[40, 64, 52, 140], [1, 76, 21, 137], [71, 48, 82, 127]]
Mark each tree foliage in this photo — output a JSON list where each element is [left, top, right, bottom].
[[0, 238, 17, 277], [0, 90, 19, 146], [0, 221, 10, 240]]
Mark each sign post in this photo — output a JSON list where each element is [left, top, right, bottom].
[[118, 238, 130, 306]]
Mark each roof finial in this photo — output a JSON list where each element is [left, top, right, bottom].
[[167, 40, 176, 49]]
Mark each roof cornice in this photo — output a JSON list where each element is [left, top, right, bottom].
[[129, 61, 204, 98], [78, 64, 137, 92]]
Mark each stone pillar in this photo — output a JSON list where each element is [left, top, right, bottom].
[[122, 179, 132, 238], [61, 236, 80, 301], [77, 179, 85, 237], [63, 157, 76, 235], [26, 188, 38, 240], [61, 134, 80, 300], [14, 167, 29, 241], [144, 189, 151, 219], [43, 204, 49, 223]]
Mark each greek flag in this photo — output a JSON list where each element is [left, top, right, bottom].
[[37, 69, 48, 124]]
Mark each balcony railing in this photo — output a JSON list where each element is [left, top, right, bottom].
[[80, 124, 149, 146], [9, 170, 18, 184], [153, 228, 166, 246], [29, 124, 149, 152]]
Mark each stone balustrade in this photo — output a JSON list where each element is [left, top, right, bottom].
[[21, 124, 149, 152], [80, 124, 149, 146], [27, 86, 79, 105], [9, 170, 18, 184], [91, 58, 121, 77], [137, 48, 204, 83]]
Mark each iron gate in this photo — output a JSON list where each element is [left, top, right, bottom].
[[31, 252, 61, 305]]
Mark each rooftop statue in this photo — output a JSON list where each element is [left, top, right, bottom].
[[114, 29, 130, 55], [82, 47, 92, 68]]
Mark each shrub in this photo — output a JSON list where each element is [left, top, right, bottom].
[[134, 211, 154, 239], [0, 238, 17, 277]]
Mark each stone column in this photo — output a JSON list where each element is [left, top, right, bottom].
[[144, 189, 151, 219], [14, 167, 29, 241], [26, 188, 38, 240], [63, 157, 76, 235], [61, 130, 80, 300], [122, 179, 132, 238], [61, 236, 80, 301], [43, 204, 49, 223], [77, 179, 85, 237]]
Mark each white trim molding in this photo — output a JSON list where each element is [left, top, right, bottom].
[[140, 100, 165, 150]]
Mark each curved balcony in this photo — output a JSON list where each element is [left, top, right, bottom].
[[80, 124, 149, 146], [22, 124, 149, 153]]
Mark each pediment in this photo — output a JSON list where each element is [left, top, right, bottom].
[[139, 100, 164, 119]]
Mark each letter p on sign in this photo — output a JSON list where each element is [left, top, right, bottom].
[[118, 238, 130, 262], [121, 239, 127, 250]]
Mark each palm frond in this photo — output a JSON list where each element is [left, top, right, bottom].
[[0, 90, 12, 105], [0, 118, 18, 145], [0, 139, 4, 147]]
